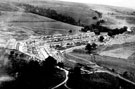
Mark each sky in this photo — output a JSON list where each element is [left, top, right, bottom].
[[59, 0, 135, 9]]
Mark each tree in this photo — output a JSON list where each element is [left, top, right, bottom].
[[91, 43, 97, 49], [85, 43, 97, 54], [70, 63, 81, 78], [74, 63, 81, 76], [42, 56, 57, 69], [119, 26, 128, 34], [96, 20, 105, 26], [94, 29, 100, 35], [85, 43, 92, 54], [69, 30, 72, 33], [57, 62, 64, 68], [123, 71, 135, 82], [81, 27, 88, 32], [93, 16, 97, 20], [99, 36, 104, 42], [108, 31, 113, 37]]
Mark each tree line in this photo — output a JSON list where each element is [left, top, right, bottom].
[[81, 20, 128, 37], [19, 4, 78, 26], [16, 3, 103, 27]]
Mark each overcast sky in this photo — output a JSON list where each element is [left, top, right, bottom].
[[59, 0, 135, 9]]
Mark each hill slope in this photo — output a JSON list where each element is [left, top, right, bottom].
[[0, 0, 135, 39], [0, 2, 82, 41], [17, 0, 135, 29], [21, 0, 101, 26]]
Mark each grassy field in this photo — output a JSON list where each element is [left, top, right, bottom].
[[6, 10, 82, 35], [0, 2, 19, 11], [70, 52, 135, 74], [0, 9, 82, 41], [69, 43, 135, 74], [0, 0, 135, 38], [28, 0, 100, 26], [0, 1, 84, 41], [69, 41, 135, 78], [99, 42, 135, 58], [70, 42, 135, 74], [100, 47, 135, 59], [10, 13, 82, 35], [115, 15, 135, 24]]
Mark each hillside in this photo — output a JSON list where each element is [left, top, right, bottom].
[[9, 12, 82, 36], [87, 4, 135, 28], [20, 0, 101, 26], [2, 0, 135, 28], [0, 48, 66, 89], [0, 0, 135, 89], [0, 2, 82, 41]]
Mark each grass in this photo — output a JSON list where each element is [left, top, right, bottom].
[[98, 42, 135, 59], [67, 72, 120, 89], [70, 42, 135, 74], [0, 2, 18, 11], [9, 12, 82, 35], [100, 47, 135, 59], [70, 52, 135, 74], [0, 10, 82, 41], [116, 16, 135, 24], [27, 0, 100, 26]]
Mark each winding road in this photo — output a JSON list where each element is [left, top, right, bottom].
[[52, 66, 69, 89]]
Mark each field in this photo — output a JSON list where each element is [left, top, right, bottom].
[[28, 0, 135, 28], [0, 0, 135, 39], [70, 52, 135, 74], [99, 42, 135, 58], [87, 4, 135, 29], [70, 42, 135, 75], [100, 47, 134, 59], [116, 15, 135, 24], [70, 41, 135, 74], [10, 12, 82, 35], [0, 3, 82, 41], [28, 0, 100, 26]]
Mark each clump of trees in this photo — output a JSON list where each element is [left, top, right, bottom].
[[107, 26, 128, 37], [122, 71, 135, 83], [2, 50, 65, 89], [85, 43, 97, 54], [81, 19, 106, 33], [81, 20, 128, 37]]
